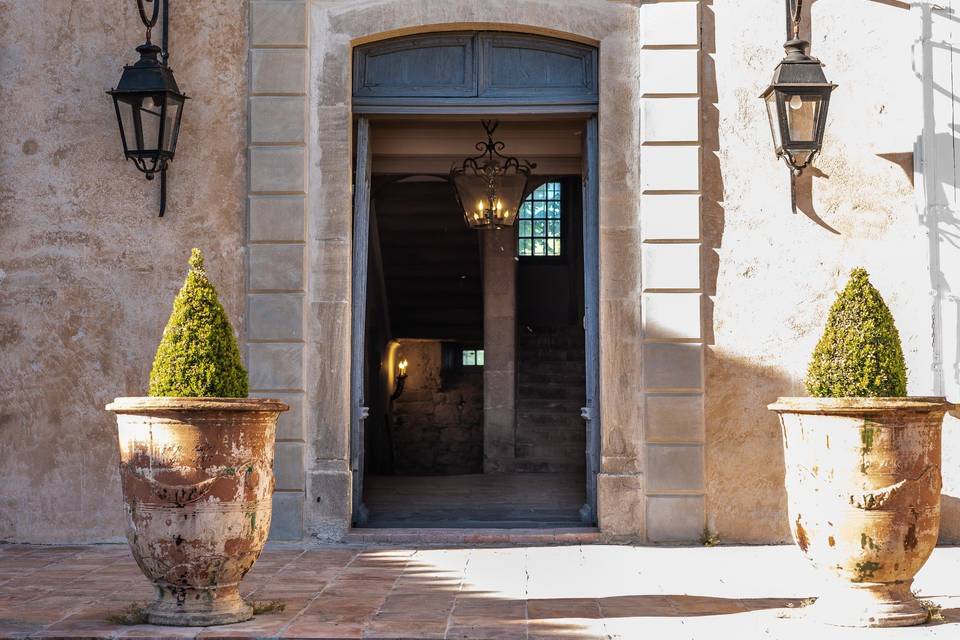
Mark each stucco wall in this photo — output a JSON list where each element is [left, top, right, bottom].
[[1, 0, 954, 546], [0, 0, 248, 543], [703, 1, 936, 543]]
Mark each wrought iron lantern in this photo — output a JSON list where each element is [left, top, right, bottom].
[[761, 1, 836, 176], [450, 121, 535, 230], [107, 0, 187, 216]]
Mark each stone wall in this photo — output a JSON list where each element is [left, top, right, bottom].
[[0, 0, 248, 543], [703, 1, 936, 543], [391, 342, 483, 476]]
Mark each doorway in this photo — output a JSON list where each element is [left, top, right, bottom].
[[349, 31, 600, 529]]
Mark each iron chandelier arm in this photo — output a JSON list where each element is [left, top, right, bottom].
[[452, 120, 537, 177]]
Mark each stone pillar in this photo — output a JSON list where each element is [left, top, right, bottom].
[[483, 228, 517, 473]]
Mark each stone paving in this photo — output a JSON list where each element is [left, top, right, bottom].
[[1, 543, 960, 639]]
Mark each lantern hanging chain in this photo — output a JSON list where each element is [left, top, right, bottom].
[[136, 0, 160, 43]]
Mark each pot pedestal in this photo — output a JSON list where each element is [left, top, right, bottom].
[[805, 580, 927, 628], [146, 585, 253, 626]]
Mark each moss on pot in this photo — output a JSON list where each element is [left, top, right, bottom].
[[805, 268, 907, 398], [148, 248, 248, 398]]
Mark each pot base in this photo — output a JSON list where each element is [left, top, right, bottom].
[[145, 586, 253, 627], [806, 581, 929, 628]]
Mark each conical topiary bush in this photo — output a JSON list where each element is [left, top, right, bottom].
[[148, 248, 248, 397], [804, 267, 907, 397]]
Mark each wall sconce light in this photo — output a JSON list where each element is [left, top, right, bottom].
[[761, 1, 836, 206], [107, 0, 187, 217], [391, 359, 408, 402]]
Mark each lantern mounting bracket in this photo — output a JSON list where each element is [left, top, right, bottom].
[[787, 0, 803, 40]]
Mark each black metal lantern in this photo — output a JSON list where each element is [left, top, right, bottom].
[[108, 0, 187, 216], [761, 1, 836, 175], [450, 121, 535, 230]]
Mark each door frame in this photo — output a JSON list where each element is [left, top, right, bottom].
[[349, 113, 600, 526], [349, 32, 601, 527]]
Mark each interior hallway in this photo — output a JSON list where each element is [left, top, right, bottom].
[[363, 472, 586, 528]]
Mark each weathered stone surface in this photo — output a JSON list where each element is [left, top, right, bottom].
[[640, 194, 701, 241], [641, 243, 701, 291], [249, 196, 306, 242], [640, 49, 699, 95], [641, 97, 700, 143], [249, 244, 304, 291], [247, 293, 303, 341], [250, 96, 307, 144], [250, 147, 305, 193], [274, 441, 305, 491], [646, 394, 704, 444], [251, 1, 307, 47], [643, 343, 703, 390], [647, 495, 705, 543], [268, 491, 304, 541], [248, 343, 303, 391], [251, 49, 307, 94], [643, 293, 702, 340], [0, 0, 248, 543], [647, 444, 705, 493], [598, 473, 645, 542]]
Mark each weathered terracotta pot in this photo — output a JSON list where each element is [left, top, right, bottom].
[[768, 397, 953, 627], [106, 397, 288, 626]]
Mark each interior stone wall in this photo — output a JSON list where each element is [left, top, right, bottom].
[[0, 0, 248, 543], [391, 341, 483, 476]]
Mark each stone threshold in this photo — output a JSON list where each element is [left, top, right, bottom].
[[344, 527, 601, 545]]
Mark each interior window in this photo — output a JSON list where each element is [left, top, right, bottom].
[[517, 181, 562, 257], [462, 349, 485, 367]]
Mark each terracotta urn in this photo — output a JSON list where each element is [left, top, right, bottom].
[[768, 397, 953, 627], [107, 397, 288, 626]]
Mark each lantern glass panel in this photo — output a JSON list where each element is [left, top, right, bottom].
[[116, 99, 137, 155], [162, 95, 183, 154], [137, 96, 162, 155], [453, 173, 491, 227], [785, 94, 821, 143], [764, 92, 782, 151]]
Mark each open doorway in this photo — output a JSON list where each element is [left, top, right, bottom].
[[353, 119, 597, 528]]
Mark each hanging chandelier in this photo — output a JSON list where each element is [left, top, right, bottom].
[[450, 121, 535, 230]]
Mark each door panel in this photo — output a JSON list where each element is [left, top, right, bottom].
[[581, 115, 600, 523], [350, 117, 373, 525]]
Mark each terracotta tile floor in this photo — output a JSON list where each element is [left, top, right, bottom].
[[2, 543, 960, 638]]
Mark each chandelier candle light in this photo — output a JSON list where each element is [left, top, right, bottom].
[[451, 121, 535, 230]]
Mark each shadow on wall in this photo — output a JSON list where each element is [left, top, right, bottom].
[[915, 3, 960, 543], [700, 0, 794, 544], [699, 0, 960, 545]]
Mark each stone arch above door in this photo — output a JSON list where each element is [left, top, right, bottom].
[[245, 0, 705, 545]]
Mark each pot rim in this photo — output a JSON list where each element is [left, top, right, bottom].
[[106, 396, 289, 413], [768, 396, 955, 415]]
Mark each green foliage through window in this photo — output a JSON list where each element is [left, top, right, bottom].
[[518, 181, 562, 257]]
